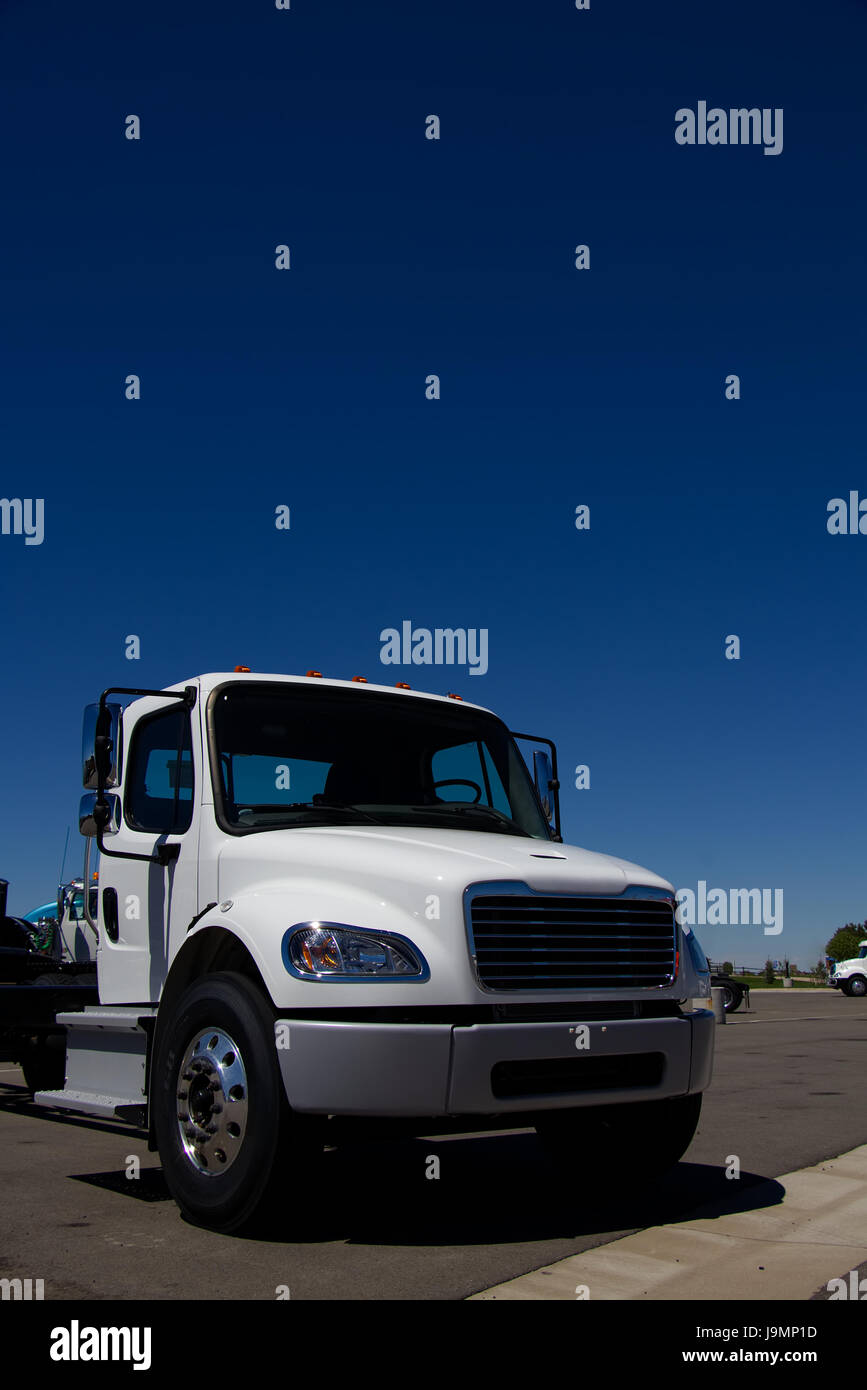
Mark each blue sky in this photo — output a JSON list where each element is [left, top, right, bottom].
[[1, 0, 865, 968]]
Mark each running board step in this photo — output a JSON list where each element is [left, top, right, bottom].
[[35, 1006, 156, 1124]]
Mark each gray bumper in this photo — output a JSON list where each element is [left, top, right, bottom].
[[275, 1008, 714, 1117]]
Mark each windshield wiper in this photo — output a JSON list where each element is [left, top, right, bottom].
[[310, 799, 383, 825], [411, 804, 524, 834], [236, 801, 382, 826]]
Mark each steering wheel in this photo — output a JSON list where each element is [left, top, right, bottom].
[[432, 779, 483, 804]]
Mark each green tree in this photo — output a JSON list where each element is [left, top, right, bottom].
[[722, 961, 734, 976], [764, 959, 775, 985], [826, 923, 867, 963]]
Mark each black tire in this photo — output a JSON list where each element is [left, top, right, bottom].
[[535, 1093, 702, 1186], [846, 975, 867, 998], [21, 1033, 66, 1093], [152, 971, 321, 1234], [839, 981, 853, 997], [720, 981, 743, 1012]]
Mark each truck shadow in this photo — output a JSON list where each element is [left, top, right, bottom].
[[2, 1089, 786, 1245], [255, 1130, 786, 1247]]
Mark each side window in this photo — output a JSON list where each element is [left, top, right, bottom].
[[125, 707, 194, 834]]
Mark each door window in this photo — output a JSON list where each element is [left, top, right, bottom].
[[125, 706, 194, 834]]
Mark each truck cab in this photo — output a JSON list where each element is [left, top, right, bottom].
[[36, 670, 715, 1232], [830, 943, 867, 996]]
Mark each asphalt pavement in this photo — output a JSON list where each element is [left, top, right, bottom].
[[0, 990, 864, 1300]]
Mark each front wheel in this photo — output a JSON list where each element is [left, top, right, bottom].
[[846, 976, 867, 998], [152, 971, 321, 1233], [535, 1093, 703, 1186]]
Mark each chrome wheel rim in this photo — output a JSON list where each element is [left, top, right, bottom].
[[175, 1028, 249, 1175]]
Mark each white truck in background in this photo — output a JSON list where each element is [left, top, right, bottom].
[[6, 669, 714, 1233], [830, 943, 867, 996]]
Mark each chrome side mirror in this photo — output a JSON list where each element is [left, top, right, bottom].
[[79, 791, 121, 837], [82, 703, 123, 789]]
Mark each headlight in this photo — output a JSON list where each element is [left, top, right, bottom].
[[282, 923, 429, 981]]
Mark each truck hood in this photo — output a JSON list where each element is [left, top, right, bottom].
[[217, 824, 673, 901]]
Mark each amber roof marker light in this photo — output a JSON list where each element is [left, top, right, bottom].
[[305, 670, 323, 678], [234, 665, 251, 673]]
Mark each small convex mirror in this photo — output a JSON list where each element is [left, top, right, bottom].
[[79, 791, 121, 837], [82, 703, 123, 789]]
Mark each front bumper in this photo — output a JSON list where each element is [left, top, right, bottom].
[[275, 1008, 714, 1117]]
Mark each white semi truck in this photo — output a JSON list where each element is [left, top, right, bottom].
[[830, 944, 867, 996], [8, 669, 714, 1233]]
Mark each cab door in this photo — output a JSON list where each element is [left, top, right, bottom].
[[96, 698, 200, 1004]]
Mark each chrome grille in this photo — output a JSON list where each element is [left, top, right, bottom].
[[468, 892, 677, 991]]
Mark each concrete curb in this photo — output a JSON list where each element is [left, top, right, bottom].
[[468, 1143, 867, 1301]]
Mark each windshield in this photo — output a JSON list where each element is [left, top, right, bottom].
[[210, 683, 551, 839]]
